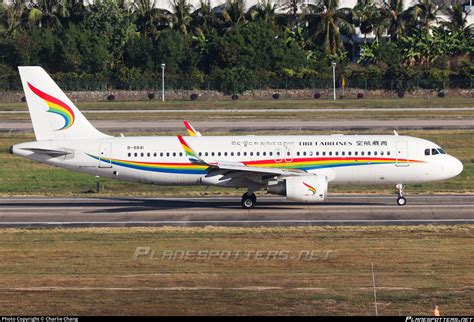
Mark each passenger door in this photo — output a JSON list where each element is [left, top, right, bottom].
[[395, 141, 409, 167], [98, 142, 112, 168]]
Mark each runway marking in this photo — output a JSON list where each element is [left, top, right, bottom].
[[0, 219, 473, 225]]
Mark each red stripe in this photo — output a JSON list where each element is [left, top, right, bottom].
[[27, 82, 73, 114]]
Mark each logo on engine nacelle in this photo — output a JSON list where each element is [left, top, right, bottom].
[[303, 182, 316, 195]]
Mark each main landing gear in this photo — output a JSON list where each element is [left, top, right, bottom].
[[241, 192, 257, 209], [396, 184, 406, 206]]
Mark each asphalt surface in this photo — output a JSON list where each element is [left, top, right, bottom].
[[0, 194, 472, 227], [1, 119, 474, 133]]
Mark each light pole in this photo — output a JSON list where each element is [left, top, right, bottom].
[[332, 62, 336, 100], [161, 63, 166, 102]]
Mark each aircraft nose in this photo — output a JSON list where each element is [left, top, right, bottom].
[[450, 157, 463, 177]]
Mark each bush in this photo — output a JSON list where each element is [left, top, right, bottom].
[[438, 91, 445, 98], [272, 93, 280, 100], [231, 94, 239, 100], [107, 94, 115, 101], [313, 92, 321, 99], [21, 96, 26, 102], [357, 93, 364, 99], [190, 93, 198, 101], [397, 91, 404, 98], [148, 92, 155, 100]]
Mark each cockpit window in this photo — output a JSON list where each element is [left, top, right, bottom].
[[438, 149, 446, 154], [424, 149, 430, 156], [432, 148, 439, 155]]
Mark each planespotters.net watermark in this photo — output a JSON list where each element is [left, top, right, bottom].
[[406, 318, 473, 322], [132, 247, 335, 261]]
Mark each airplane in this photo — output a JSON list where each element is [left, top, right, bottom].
[[10, 67, 464, 208]]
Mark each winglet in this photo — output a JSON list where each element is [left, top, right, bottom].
[[184, 121, 202, 136], [177, 135, 205, 164]]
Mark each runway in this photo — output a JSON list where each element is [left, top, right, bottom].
[[0, 194, 472, 227], [2, 118, 474, 133]]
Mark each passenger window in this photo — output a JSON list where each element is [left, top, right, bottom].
[[128, 153, 131, 157], [160, 152, 163, 157], [211, 152, 215, 156], [374, 151, 377, 156], [354, 151, 358, 156], [348, 151, 351, 156], [287, 152, 290, 156], [147, 152, 150, 157], [361, 151, 364, 156], [250, 152, 253, 156], [342, 151, 345, 156], [425, 149, 430, 156], [166, 152, 169, 157], [432, 149, 439, 155], [173, 152, 176, 157], [335, 152, 338, 156], [316, 152, 319, 156], [387, 151, 390, 156], [179, 152, 182, 157], [141, 152, 144, 157], [205, 152, 208, 156], [263, 152, 266, 156], [256, 152, 259, 156], [231, 152, 234, 156], [329, 152, 332, 156], [380, 151, 384, 156], [322, 152, 326, 156], [224, 152, 228, 156], [367, 151, 371, 156], [134, 153, 137, 157], [269, 152, 272, 156], [237, 152, 241, 156], [297, 152, 300, 156], [218, 152, 221, 156], [154, 152, 157, 157]]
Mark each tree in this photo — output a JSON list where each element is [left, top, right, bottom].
[[248, 0, 277, 25], [221, 0, 247, 32], [441, 4, 473, 37], [353, 0, 382, 43], [171, 0, 193, 35], [379, 0, 410, 41], [0, 1, 27, 36], [406, 0, 443, 32], [305, 0, 354, 55], [130, 0, 170, 39]]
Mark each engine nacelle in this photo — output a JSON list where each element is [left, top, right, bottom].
[[267, 175, 328, 202]]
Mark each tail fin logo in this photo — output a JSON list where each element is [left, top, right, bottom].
[[177, 135, 200, 162], [303, 182, 316, 195], [27, 82, 75, 130]]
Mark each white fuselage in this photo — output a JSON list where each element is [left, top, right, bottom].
[[12, 134, 464, 189]]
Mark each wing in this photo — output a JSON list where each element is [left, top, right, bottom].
[[177, 136, 307, 185]]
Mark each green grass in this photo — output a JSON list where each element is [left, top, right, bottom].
[[1, 97, 473, 111], [0, 226, 471, 315], [0, 130, 472, 196]]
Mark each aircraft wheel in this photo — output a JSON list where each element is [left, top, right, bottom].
[[241, 193, 256, 209], [397, 197, 407, 206]]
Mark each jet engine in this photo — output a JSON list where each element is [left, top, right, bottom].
[[267, 175, 328, 202]]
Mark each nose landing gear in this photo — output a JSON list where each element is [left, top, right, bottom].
[[396, 184, 406, 206], [241, 192, 257, 209]]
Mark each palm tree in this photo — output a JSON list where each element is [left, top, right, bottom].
[[442, 4, 473, 37], [0, 1, 27, 36], [353, 0, 382, 43], [222, 0, 247, 31], [191, 0, 218, 35], [171, 0, 193, 35], [132, 0, 170, 38], [248, 0, 277, 25], [407, 0, 443, 32], [379, 0, 410, 41], [279, 0, 305, 26], [304, 0, 355, 55]]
